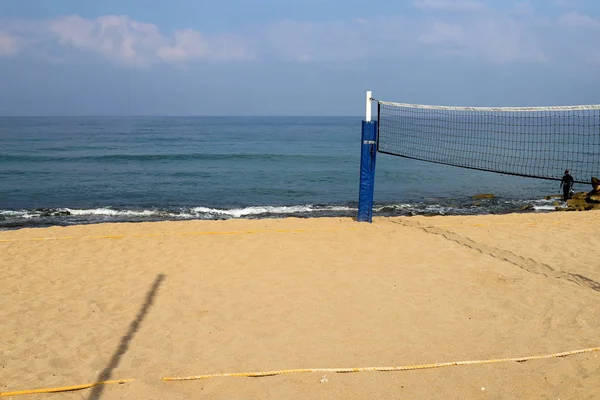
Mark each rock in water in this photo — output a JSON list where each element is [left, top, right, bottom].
[[472, 193, 495, 199], [34, 208, 71, 217], [588, 193, 600, 203], [586, 177, 600, 203]]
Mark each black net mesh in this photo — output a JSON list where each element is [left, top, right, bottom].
[[377, 101, 600, 184]]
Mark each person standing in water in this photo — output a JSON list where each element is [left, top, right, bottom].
[[560, 169, 574, 201]]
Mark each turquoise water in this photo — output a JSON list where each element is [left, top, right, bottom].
[[0, 116, 563, 229]]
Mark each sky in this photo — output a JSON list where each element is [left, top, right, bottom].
[[0, 0, 599, 116]]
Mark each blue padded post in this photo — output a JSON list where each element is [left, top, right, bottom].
[[357, 120, 377, 222]]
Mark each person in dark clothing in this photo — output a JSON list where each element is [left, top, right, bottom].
[[560, 169, 574, 201]]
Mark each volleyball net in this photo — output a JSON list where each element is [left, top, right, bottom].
[[357, 92, 600, 222], [377, 101, 600, 184]]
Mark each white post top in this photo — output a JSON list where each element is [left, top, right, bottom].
[[366, 91, 372, 122]]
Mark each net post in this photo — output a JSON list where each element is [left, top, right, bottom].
[[366, 90, 372, 122], [357, 91, 377, 223]]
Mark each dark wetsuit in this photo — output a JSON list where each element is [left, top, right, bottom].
[[561, 173, 574, 201]]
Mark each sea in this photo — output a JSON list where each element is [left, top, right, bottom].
[[0, 116, 565, 230]]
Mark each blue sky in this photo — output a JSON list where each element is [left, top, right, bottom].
[[0, 0, 599, 115]]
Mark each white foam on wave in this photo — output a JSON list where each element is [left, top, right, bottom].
[[0, 208, 161, 219], [192, 205, 353, 218], [0, 205, 355, 221], [0, 210, 32, 218], [533, 204, 556, 211], [65, 208, 157, 217], [499, 198, 559, 212], [373, 203, 456, 215], [373, 204, 412, 212], [533, 205, 556, 211], [0, 197, 561, 224], [422, 204, 449, 214], [527, 198, 558, 211]]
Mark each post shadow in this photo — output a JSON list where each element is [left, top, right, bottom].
[[88, 273, 166, 400]]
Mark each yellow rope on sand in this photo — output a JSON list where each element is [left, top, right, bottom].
[[2, 346, 599, 395], [0, 379, 133, 397], [161, 346, 600, 381]]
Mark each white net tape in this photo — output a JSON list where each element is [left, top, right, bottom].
[[377, 100, 600, 112]]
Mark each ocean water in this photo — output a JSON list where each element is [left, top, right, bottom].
[[0, 116, 566, 229]]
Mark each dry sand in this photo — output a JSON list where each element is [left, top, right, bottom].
[[1, 213, 599, 399]]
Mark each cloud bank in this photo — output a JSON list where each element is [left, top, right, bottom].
[[0, 3, 598, 67], [3, 14, 253, 65]]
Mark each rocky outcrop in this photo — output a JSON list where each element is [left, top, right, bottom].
[[555, 177, 600, 211], [588, 176, 600, 203]]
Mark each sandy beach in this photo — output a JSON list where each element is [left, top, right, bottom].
[[1, 212, 600, 399]]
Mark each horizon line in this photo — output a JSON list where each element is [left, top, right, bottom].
[[0, 114, 364, 118]]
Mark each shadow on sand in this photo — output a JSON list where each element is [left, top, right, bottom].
[[88, 273, 166, 400]]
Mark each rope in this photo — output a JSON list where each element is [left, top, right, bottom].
[[161, 346, 600, 381], [0, 227, 356, 243], [0, 379, 133, 397], [2, 346, 598, 395]]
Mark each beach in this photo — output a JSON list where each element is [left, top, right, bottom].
[[1, 212, 600, 399]]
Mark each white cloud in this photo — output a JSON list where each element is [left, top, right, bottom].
[[413, 0, 485, 12], [47, 14, 253, 66], [157, 29, 251, 63], [50, 15, 159, 65], [0, 32, 21, 56], [419, 18, 546, 63], [259, 10, 548, 65], [558, 12, 600, 28]]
